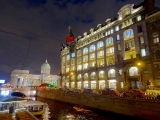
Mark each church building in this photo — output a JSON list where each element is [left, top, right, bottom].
[[9, 60, 59, 87]]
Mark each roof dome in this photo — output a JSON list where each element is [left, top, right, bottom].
[[41, 59, 51, 69]]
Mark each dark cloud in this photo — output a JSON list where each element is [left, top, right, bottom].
[[26, 0, 47, 7], [54, 0, 94, 8]]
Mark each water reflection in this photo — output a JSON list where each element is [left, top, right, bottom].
[[31, 97, 144, 120]]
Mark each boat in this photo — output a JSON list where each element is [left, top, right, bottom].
[[22, 101, 44, 116]]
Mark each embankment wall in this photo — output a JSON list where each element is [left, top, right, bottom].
[[37, 90, 160, 120]]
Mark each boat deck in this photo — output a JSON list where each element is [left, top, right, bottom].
[[16, 111, 38, 120], [0, 113, 13, 120]]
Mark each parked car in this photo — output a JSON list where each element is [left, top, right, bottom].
[[120, 89, 145, 98], [102, 89, 120, 96]]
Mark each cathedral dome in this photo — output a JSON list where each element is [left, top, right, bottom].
[[41, 59, 51, 74], [41, 60, 50, 69]]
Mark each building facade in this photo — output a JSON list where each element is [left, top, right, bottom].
[[60, 0, 156, 91], [10, 60, 59, 87], [146, 8, 160, 87]]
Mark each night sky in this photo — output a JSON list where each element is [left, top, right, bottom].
[[0, 0, 160, 82]]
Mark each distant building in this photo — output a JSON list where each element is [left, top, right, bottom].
[[146, 8, 160, 87], [10, 60, 59, 87], [60, 0, 157, 91]]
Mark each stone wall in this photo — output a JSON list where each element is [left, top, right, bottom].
[[37, 90, 160, 120]]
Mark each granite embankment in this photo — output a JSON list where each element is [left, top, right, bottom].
[[37, 90, 160, 120]]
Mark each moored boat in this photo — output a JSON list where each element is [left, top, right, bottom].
[[22, 101, 44, 116]]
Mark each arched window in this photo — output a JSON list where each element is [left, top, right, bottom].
[[83, 47, 88, 54], [90, 72, 96, 79], [99, 71, 105, 79], [97, 41, 104, 49], [77, 50, 82, 56], [71, 75, 75, 80], [90, 45, 96, 52], [84, 73, 88, 80], [155, 50, 160, 60], [123, 29, 134, 39], [106, 37, 114, 45], [129, 67, 138, 76], [77, 74, 82, 80], [66, 55, 70, 60], [108, 69, 115, 78]]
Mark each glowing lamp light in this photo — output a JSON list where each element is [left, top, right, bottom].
[[71, 72, 74, 75], [137, 62, 141, 66]]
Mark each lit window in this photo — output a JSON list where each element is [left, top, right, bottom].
[[117, 34, 120, 40], [83, 47, 88, 54], [111, 29, 114, 34], [77, 65, 82, 71], [90, 72, 96, 79], [90, 61, 96, 67], [125, 40, 135, 50], [139, 36, 144, 44], [106, 47, 114, 54], [66, 68, 69, 73], [115, 26, 119, 31], [84, 73, 88, 80], [107, 56, 114, 65], [97, 50, 104, 57], [77, 57, 81, 63], [153, 36, 159, 43], [137, 15, 141, 21], [121, 82, 124, 88], [77, 50, 82, 56], [97, 41, 104, 49], [83, 63, 88, 70], [106, 37, 114, 45], [71, 53, 75, 57], [97, 59, 104, 67], [77, 74, 82, 80], [105, 32, 108, 36], [90, 45, 96, 52], [99, 71, 105, 79], [83, 55, 88, 62], [125, 51, 136, 60], [71, 58, 75, 64], [124, 29, 134, 39], [141, 49, 146, 57], [129, 67, 138, 76], [66, 55, 70, 60], [118, 69, 123, 75], [108, 30, 110, 35], [108, 69, 115, 77], [90, 53, 95, 60]]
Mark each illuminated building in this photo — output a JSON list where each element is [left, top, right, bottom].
[[146, 7, 160, 87], [10, 59, 59, 87], [60, 0, 156, 91]]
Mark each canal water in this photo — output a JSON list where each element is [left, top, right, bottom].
[[35, 97, 145, 120]]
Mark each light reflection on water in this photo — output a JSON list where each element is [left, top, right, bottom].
[[28, 97, 144, 120]]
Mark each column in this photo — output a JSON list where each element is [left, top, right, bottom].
[[105, 70, 109, 89], [88, 73, 91, 89], [69, 76, 71, 88], [96, 72, 99, 90], [75, 74, 77, 89], [81, 75, 84, 89]]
